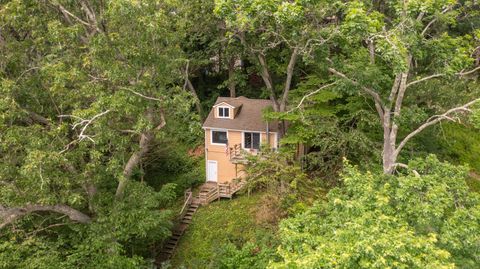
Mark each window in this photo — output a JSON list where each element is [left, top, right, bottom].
[[218, 107, 230, 118], [211, 130, 228, 144], [244, 132, 260, 149]]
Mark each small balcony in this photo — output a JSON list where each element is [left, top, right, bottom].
[[229, 143, 259, 164]]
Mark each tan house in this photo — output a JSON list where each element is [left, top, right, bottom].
[[202, 96, 278, 183]]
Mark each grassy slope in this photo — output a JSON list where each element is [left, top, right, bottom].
[[170, 193, 274, 268], [467, 173, 480, 193]]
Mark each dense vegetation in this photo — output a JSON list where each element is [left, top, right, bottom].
[[0, 0, 479, 268]]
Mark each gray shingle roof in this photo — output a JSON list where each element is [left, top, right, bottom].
[[202, 96, 278, 132]]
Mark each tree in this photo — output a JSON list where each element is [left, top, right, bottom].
[[214, 0, 338, 137], [320, 0, 480, 174], [271, 156, 480, 268], [0, 0, 195, 266]]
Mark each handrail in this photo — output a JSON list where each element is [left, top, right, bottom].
[[179, 189, 193, 216], [204, 187, 218, 203]]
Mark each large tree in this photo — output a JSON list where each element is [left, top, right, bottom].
[[214, 0, 337, 137], [0, 0, 195, 266], [321, 0, 480, 174]]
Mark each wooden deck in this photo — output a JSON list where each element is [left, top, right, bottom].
[[198, 180, 246, 204]]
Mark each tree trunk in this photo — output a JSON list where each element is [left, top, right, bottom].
[[228, 57, 236, 98], [115, 110, 166, 200], [115, 132, 153, 199], [0, 204, 91, 229], [186, 78, 203, 116]]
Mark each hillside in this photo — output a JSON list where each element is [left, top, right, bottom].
[[170, 193, 278, 268]]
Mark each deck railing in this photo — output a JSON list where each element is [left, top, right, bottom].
[[229, 143, 242, 160]]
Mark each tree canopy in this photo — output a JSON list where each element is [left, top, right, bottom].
[[0, 0, 479, 268]]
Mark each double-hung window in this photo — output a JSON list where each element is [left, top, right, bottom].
[[218, 107, 230, 118], [211, 130, 228, 144], [244, 132, 260, 150]]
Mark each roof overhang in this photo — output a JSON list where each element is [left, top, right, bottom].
[[202, 126, 277, 133], [213, 102, 235, 108]]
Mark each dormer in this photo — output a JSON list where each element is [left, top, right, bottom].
[[213, 102, 241, 119]]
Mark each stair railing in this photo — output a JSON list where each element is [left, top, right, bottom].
[[179, 188, 193, 218], [199, 187, 219, 205]]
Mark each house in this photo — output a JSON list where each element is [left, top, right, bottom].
[[202, 96, 278, 183]]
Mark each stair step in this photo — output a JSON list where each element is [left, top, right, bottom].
[[164, 245, 175, 250], [183, 215, 193, 220], [182, 220, 191, 224]]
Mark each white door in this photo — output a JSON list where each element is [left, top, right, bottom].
[[207, 160, 218, 182]]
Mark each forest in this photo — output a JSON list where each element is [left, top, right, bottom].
[[1, 0, 480, 268]]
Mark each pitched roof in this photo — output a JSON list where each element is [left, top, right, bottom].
[[203, 96, 277, 132]]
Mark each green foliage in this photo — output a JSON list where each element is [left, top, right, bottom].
[[272, 156, 480, 268], [0, 182, 176, 269], [274, 75, 379, 179], [413, 123, 480, 173], [1, 0, 479, 267], [171, 193, 278, 268], [217, 240, 279, 269], [0, 0, 201, 267], [436, 124, 480, 171]]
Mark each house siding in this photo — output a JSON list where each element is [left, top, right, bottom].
[[205, 128, 277, 183]]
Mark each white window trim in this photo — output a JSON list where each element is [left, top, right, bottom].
[[242, 131, 261, 150], [217, 106, 231, 118], [210, 129, 229, 146]]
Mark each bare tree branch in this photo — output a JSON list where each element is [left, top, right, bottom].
[[288, 82, 337, 112], [55, 3, 91, 28], [327, 67, 385, 122], [395, 98, 480, 155], [406, 73, 445, 88], [458, 65, 480, 76], [125, 88, 163, 102], [59, 110, 111, 143], [421, 6, 452, 36], [407, 65, 480, 88]]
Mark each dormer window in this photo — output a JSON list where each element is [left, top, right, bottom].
[[218, 107, 230, 118]]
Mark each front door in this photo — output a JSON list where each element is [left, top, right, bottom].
[[207, 160, 218, 182]]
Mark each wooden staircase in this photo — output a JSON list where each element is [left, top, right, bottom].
[[157, 180, 247, 264], [158, 202, 200, 259], [158, 189, 199, 262]]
